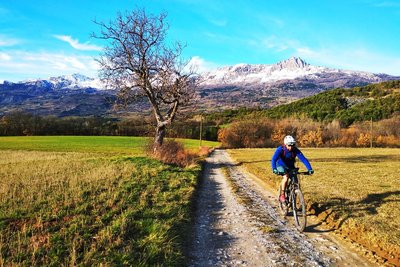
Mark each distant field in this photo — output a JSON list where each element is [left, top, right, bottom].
[[228, 148, 400, 264], [0, 136, 219, 265], [0, 136, 219, 155]]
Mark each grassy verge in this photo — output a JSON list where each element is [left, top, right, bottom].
[[0, 136, 219, 265], [228, 148, 400, 265], [0, 136, 219, 155]]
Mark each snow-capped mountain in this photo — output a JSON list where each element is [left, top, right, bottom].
[[0, 74, 114, 117], [1, 57, 399, 116], [49, 74, 104, 89], [196, 57, 397, 110], [20, 73, 105, 90], [200, 57, 380, 86]]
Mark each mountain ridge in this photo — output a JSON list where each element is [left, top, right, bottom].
[[200, 56, 381, 86], [196, 57, 399, 111], [1, 57, 400, 117], [2, 73, 104, 90]]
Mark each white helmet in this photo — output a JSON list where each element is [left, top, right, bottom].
[[284, 135, 296, 146]]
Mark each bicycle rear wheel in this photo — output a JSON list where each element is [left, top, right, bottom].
[[291, 189, 306, 232]]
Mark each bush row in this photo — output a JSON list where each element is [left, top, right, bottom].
[[218, 116, 400, 148]]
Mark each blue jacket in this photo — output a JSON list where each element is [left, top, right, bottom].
[[271, 145, 312, 171]]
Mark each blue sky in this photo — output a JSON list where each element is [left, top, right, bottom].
[[1, 0, 400, 82]]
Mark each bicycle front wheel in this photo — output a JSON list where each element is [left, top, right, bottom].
[[291, 189, 306, 232]]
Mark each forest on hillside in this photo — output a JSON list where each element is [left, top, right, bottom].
[[257, 80, 400, 126], [215, 81, 400, 148]]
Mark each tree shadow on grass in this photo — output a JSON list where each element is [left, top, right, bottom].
[[235, 159, 269, 165], [314, 190, 400, 229], [305, 221, 335, 233], [312, 154, 399, 163]]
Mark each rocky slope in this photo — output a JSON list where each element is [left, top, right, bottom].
[[197, 57, 399, 110], [0, 77, 115, 117]]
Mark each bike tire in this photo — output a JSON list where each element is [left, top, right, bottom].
[[291, 189, 307, 232]]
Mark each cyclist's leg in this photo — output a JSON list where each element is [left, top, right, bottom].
[[277, 166, 288, 201]]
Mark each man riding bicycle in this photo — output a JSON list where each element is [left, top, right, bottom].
[[271, 135, 314, 203]]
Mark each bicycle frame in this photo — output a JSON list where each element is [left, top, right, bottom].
[[278, 168, 308, 232], [287, 169, 300, 192]]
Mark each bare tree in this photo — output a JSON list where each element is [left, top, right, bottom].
[[93, 9, 197, 147]]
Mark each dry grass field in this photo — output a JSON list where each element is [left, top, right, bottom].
[[228, 147, 400, 265], [0, 136, 219, 265]]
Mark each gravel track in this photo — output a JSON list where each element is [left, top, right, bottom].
[[188, 149, 377, 267]]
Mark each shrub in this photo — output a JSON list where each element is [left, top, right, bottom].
[[356, 133, 371, 147], [338, 127, 359, 147], [218, 116, 400, 148], [218, 119, 274, 148], [375, 135, 399, 147], [198, 146, 212, 157], [149, 140, 197, 167], [217, 124, 245, 148], [271, 128, 285, 146], [299, 128, 323, 147]]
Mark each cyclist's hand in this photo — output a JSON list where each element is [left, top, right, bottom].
[[308, 169, 314, 175], [273, 169, 279, 175]]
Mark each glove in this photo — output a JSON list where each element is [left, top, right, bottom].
[[273, 169, 279, 175], [308, 169, 314, 175]]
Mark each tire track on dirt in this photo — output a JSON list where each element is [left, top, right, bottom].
[[189, 149, 376, 266]]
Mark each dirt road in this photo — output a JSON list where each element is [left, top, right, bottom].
[[188, 149, 382, 266]]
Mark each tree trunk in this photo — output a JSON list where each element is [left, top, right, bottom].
[[154, 124, 166, 148]]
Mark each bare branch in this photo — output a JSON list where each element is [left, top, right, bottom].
[[93, 8, 197, 146]]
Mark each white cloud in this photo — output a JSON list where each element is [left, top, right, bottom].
[[252, 34, 400, 75], [259, 36, 290, 52], [54, 35, 103, 51], [187, 56, 220, 73], [64, 56, 86, 69], [0, 50, 99, 81], [0, 52, 11, 61], [0, 35, 19, 47], [294, 46, 400, 75]]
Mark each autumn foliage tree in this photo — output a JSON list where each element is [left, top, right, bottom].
[[217, 117, 400, 148], [93, 9, 197, 147], [271, 128, 285, 146], [218, 119, 274, 148], [298, 128, 323, 147]]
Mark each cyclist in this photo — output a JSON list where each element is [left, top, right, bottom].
[[271, 135, 314, 203]]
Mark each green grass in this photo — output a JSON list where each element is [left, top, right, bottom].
[[0, 136, 219, 155], [0, 136, 148, 155], [0, 136, 219, 265], [228, 148, 400, 262]]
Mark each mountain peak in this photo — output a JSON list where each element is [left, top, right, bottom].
[[48, 73, 92, 83], [44, 73, 104, 90], [272, 57, 309, 71]]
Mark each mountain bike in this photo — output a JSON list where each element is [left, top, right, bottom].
[[277, 168, 310, 232]]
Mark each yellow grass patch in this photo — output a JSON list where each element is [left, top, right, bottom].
[[228, 148, 400, 264], [0, 150, 134, 208], [0, 148, 200, 265]]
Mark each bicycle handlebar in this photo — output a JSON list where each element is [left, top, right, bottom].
[[274, 170, 312, 175]]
